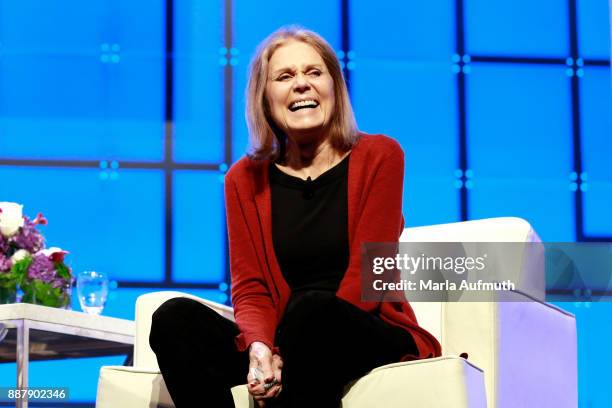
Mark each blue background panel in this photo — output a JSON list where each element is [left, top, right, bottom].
[[350, 0, 454, 60], [0, 0, 165, 162], [465, 0, 569, 57], [470, 178, 574, 241], [105, 56, 165, 152], [580, 67, 612, 181], [173, 171, 225, 283], [174, 60, 225, 163], [0, 1, 108, 53], [173, 0, 225, 163], [0, 167, 165, 281], [352, 59, 458, 178], [233, 67, 253, 161], [551, 301, 612, 408], [0, 54, 165, 161], [584, 181, 612, 236], [232, 0, 340, 160], [0, 1, 164, 55], [233, 0, 340, 62], [111, 0, 165, 56], [404, 176, 460, 227], [467, 63, 572, 178], [0, 54, 105, 123], [0, 356, 126, 402], [577, 0, 611, 59], [580, 66, 612, 236]]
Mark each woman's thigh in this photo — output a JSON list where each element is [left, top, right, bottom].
[[276, 290, 417, 380]]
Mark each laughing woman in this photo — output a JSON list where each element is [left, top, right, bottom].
[[149, 26, 441, 408]]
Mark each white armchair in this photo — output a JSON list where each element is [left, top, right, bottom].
[[96, 217, 576, 408]]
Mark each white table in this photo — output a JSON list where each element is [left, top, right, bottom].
[[0, 303, 134, 408]]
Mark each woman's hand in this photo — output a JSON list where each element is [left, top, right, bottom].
[[247, 342, 283, 407]]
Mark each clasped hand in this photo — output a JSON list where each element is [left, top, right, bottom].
[[247, 341, 283, 407]]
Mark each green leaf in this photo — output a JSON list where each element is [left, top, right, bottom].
[[11, 256, 33, 286], [55, 262, 72, 280]]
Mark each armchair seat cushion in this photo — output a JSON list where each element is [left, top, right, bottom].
[[231, 356, 486, 408]]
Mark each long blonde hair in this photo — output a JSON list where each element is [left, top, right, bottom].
[[245, 26, 359, 160]]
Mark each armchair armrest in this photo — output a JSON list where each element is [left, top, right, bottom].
[[442, 294, 577, 408]]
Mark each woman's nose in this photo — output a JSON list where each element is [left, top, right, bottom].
[[292, 73, 310, 91]]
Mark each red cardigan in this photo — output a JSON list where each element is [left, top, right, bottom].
[[224, 133, 441, 360]]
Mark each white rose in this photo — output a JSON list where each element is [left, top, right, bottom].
[[10, 249, 30, 263], [0, 202, 24, 237]]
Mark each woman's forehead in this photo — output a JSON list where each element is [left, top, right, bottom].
[[268, 40, 324, 70]]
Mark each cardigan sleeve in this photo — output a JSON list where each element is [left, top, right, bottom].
[[337, 136, 405, 306], [225, 173, 278, 352]]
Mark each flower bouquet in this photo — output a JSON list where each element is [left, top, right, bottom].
[[0, 202, 73, 307]]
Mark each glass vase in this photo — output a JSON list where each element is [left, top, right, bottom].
[[0, 284, 17, 304], [21, 281, 72, 309]]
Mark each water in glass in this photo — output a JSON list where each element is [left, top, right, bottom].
[[77, 271, 109, 315]]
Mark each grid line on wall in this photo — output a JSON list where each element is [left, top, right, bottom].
[[341, 0, 351, 88], [470, 56, 567, 64], [222, 0, 234, 301], [163, 0, 175, 285], [569, 0, 586, 241], [455, 0, 470, 221]]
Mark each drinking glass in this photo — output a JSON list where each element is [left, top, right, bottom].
[[76, 271, 109, 315]]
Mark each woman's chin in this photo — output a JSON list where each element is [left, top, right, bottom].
[[283, 121, 328, 139]]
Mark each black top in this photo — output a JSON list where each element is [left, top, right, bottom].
[[270, 155, 350, 295]]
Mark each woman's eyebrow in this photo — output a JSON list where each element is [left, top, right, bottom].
[[270, 66, 295, 76], [302, 63, 324, 70], [270, 64, 324, 76]]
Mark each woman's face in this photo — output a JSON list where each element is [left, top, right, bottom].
[[265, 40, 335, 139]]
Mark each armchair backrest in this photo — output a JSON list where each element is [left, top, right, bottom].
[[399, 217, 544, 341]]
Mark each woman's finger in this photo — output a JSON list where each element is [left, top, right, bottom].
[[251, 377, 280, 396], [247, 377, 267, 397], [248, 366, 278, 397], [252, 383, 282, 401], [272, 354, 283, 383]]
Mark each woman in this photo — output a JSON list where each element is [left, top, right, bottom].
[[149, 26, 441, 408]]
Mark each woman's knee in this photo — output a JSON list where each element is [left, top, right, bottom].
[[151, 297, 199, 327], [149, 297, 216, 351]]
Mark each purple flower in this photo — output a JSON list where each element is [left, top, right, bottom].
[[51, 277, 70, 289], [13, 217, 45, 253], [0, 234, 8, 254], [0, 253, 11, 273], [27, 253, 56, 284]]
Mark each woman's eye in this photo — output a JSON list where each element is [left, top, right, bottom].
[[308, 70, 321, 77], [278, 74, 292, 81]]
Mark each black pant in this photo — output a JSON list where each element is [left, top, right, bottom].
[[149, 290, 417, 408]]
